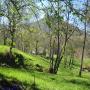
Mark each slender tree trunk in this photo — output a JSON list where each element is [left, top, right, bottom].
[[63, 1, 70, 67], [49, 39, 55, 73], [49, 35, 52, 59], [3, 31, 7, 45], [43, 47, 46, 56], [51, 40, 55, 67], [35, 40, 38, 55], [53, 1, 61, 74], [79, 21, 87, 77], [10, 30, 15, 53], [63, 34, 68, 67], [79, 0, 88, 77]]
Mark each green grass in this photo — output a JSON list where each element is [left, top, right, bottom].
[[0, 66, 90, 90], [0, 45, 90, 90], [0, 45, 49, 68]]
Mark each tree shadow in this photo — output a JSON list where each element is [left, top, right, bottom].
[[0, 73, 41, 90], [0, 73, 24, 90], [0, 52, 26, 68], [64, 78, 90, 89]]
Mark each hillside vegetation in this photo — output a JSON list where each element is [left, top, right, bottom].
[[0, 0, 90, 90], [0, 45, 90, 90]]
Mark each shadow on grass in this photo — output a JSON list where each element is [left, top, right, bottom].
[[0, 52, 25, 67], [0, 73, 40, 90], [64, 78, 90, 89], [0, 73, 23, 90]]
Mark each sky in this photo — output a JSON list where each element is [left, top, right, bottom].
[[33, 0, 87, 30], [0, 0, 89, 31]]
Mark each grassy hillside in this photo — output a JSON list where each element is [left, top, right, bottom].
[[0, 45, 90, 90]]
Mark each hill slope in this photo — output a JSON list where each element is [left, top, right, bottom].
[[0, 45, 90, 90]]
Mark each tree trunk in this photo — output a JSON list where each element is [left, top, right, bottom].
[[3, 30, 7, 45], [10, 31, 14, 53], [79, 21, 87, 77], [79, 0, 88, 77], [53, 1, 61, 74], [35, 40, 38, 55], [49, 35, 52, 59], [49, 39, 55, 73]]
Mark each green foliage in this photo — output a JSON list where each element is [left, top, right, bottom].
[[0, 45, 90, 90]]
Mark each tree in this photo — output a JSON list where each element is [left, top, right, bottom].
[[36, 0, 77, 74], [79, 0, 89, 77]]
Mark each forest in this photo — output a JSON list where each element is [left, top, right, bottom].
[[0, 0, 90, 90]]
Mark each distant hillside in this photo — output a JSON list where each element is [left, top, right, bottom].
[[30, 19, 90, 58]]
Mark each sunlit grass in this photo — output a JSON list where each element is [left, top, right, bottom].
[[0, 45, 90, 90], [0, 66, 90, 90]]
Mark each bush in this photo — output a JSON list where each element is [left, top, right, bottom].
[[0, 52, 25, 67], [35, 64, 43, 72]]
